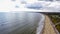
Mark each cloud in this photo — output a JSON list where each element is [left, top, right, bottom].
[[0, 0, 60, 12], [45, 1, 60, 12]]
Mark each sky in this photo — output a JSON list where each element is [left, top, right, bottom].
[[0, 0, 60, 12], [0, 0, 38, 12]]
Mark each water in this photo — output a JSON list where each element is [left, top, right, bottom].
[[0, 12, 43, 34]]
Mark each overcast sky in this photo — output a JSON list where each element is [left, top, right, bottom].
[[0, 0, 60, 12]]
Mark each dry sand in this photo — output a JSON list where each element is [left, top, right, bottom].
[[42, 15, 56, 34]]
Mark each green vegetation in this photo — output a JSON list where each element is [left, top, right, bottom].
[[48, 14, 60, 33], [56, 24, 60, 32]]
